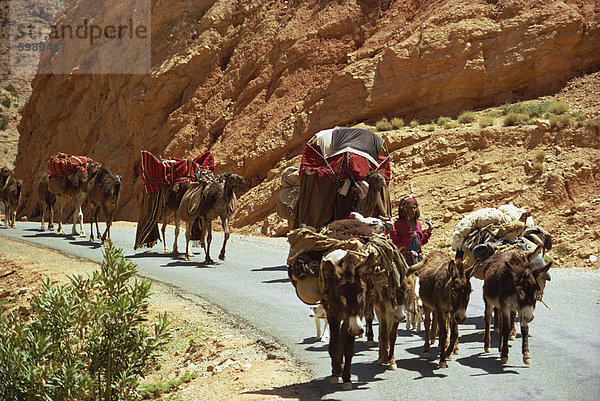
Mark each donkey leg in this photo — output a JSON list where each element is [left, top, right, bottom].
[[423, 305, 432, 357], [327, 316, 342, 384], [341, 322, 355, 389], [437, 311, 449, 368], [484, 301, 493, 353], [500, 312, 511, 364], [520, 315, 531, 365]]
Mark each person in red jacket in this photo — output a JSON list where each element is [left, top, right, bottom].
[[390, 196, 433, 265]]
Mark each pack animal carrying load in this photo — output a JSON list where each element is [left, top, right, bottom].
[[134, 150, 215, 250], [294, 127, 392, 230], [48, 153, 94, 178]]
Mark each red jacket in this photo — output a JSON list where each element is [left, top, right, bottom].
[[390, 218, 431, 254]]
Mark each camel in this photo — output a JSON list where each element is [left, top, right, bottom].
[[37, 173, 56, 231], [179, 172, 245, 263], [354, 170, 388, 218], [86, 165, 122, 243], [48, 161, 101, 236], [1, 167, 22, 228]]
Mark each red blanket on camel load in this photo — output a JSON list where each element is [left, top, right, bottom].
[[139, 150, 215, 193], [48, 153, 94, 178]]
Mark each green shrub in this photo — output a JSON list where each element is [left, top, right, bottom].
[[425, 124, 435, 132], [457, 111, 476, 124], [436, 116, 452, 126], [409, 119, 419, 128], [534, 150, 546, 163], [584, 117, 600, 135], [548, 113, 572, 130], [478, 116, 494, 127], [1, 97, 10, 108], [375, 117, 393, 132], [4, 84, 17, 97], [554, 242, 573, 258], [0, 246, 170, 401], [532, 161, 546, 175], [546, 101, 569, 115], [443, 120, 459, 129], [0, 114, 8, 130], [503, 112, 527, 126], [390, 117, 404, 129]]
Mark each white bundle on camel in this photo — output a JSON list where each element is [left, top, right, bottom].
[[451, 204, 534, 252]]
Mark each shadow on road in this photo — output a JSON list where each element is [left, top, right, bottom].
[[252, 264, 288, 272]]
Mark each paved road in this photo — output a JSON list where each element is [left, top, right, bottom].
[[1, 222, 599, 400]]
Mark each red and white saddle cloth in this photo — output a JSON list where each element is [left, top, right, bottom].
[[48, 153, 93, 179], [139, 150, 214, 194]]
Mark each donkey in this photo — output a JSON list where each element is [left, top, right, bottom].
[[86, 166, 122, 243], [419, 251, 474, 368], [36, 173, 56, 231], [1, 167, 22, 228], [321, 249, 370, 390], [483, 250, 552, 365]]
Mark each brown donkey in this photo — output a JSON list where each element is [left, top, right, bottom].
[[483, 250, 551, 365], [419, 251, 474, 368]]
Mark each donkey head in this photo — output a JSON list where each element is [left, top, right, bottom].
[[322, 249, 371, 337], [506, 252, 552, 323], [447, 259, 475, 324]]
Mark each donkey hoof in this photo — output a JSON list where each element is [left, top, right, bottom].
[[367, 340, 376, 347], [342, 382, 352, 390], [523, 353, 531, 365], [501, 356, 509, 364], [330, 376, 340, 384], [439, 361, 448, 369]]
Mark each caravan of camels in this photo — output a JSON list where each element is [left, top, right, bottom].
[[1, 127, 552, 390]]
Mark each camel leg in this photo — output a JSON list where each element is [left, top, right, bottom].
[[184, 223, 193, 261], [204, 220, 214, 264], [161, 217, 170, 254], [95, 206, 102, 240], [72, 202, 85, 237], [48, 202, 54, 231], [56, 196, 65, 235], [40, 202, 46, 230], [89, 205, 96, 241], [219, 215, 229, 260], [101, 205, 112, 243], [172, 210, 180, 254]]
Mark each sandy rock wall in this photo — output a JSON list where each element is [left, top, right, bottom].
[[15, 0, 600, 224]]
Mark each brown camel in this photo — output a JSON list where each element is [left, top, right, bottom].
[[1, 167, 22, 228], [37, 173, 56, 231], [354, 170, 387, 217], [179, 172, 245, 263], [86, 165, 122, 243], [48, 161, 101, 236]]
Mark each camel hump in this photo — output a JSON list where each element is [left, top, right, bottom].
[[179, 184, 204, 221], [48, 175, 68, 194]]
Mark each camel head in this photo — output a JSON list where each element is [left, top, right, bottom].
[[365, 170, 387, 191], [222, 172, 245, 190], [0, 167, 11, 186]]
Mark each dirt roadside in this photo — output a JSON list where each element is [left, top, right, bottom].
[[0, 234, 321, 401]]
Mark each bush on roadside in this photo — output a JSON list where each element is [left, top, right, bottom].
[[548, 113, 572, 130], [478, 116, 495, 127], [0, 114, 8, 130], [584, 117, 600, 135], [409, 119, 419, 128], [436, 116, 452, 126], [503, 112, 527, 126], [458, 111, 476, 124], [375, 117, 393, 131], [390, 117, 404, 129], [0, 245, 169, 401]]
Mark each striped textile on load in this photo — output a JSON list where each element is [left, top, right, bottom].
[[48, 153, 93, 178], [139, 150, 215, 193]]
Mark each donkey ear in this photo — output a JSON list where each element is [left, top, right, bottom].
[[505, 260, 522, 276], [447, 260, 457, 277], [533, 261, 552, 277]]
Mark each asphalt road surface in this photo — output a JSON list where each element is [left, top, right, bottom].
[[1, 222, 599, 401]]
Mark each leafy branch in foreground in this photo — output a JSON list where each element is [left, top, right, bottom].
[[0, 245, 169, 401]]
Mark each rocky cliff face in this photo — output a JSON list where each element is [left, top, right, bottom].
[[14, 0, 600, 228]]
